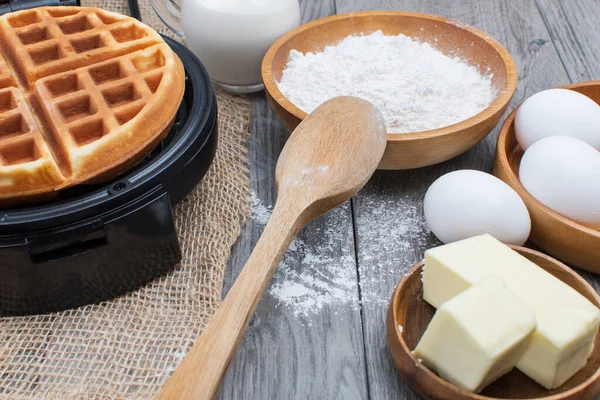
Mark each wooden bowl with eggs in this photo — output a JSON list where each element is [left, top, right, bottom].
[[387, 246, 600, 400], [262, 11, 518, 170], [493, 81, 600, 274]]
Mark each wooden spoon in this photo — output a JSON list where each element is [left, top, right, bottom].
[[157, 96, 387, 400]]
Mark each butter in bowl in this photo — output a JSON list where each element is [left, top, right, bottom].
[[387, 234, 600, 400]]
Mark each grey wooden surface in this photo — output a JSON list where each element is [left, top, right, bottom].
[[220, 0, 600, 399]]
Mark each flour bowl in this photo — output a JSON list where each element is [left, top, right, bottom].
[[493, 81, 600, 275], [387, 246, 600, 400], [262, 11, 518, 170]]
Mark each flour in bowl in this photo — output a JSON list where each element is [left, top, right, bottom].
[[277, 31, 496, 133]]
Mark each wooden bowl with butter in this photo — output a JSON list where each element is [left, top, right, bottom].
[[262, 11, 518, 170], [387, 246, 600, 400], [493, 81, 600, 275]]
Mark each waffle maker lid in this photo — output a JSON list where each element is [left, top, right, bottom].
[[0, 35, 218, 316]]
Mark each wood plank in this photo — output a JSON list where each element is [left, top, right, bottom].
[[535, 0, 600, 82], [219, 1, 369, 399], [335, 0, 570, 398]]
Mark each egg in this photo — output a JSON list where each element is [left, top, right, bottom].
[[519, 136, 600, 229], [424, 170, 531, 245], [515, 89, 600, 150]]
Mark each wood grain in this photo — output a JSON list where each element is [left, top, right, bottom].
[[219, 3, 370, 399], [336, 0, 570, 399], [535, 0, 600, 82], [388, 247, 600, 400]]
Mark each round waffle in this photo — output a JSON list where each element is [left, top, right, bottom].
[[0, 6, 185, 206]]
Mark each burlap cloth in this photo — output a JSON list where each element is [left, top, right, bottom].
[[0, 1, 253, 398]]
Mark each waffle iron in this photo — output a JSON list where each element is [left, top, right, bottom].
[[0, 32, 218, 316]]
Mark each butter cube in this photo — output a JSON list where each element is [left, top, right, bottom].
[[423, 234, 600, 389], [414, 277, 536, 393]]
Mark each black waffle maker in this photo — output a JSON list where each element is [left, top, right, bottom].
[[0, 4, 218, 316]]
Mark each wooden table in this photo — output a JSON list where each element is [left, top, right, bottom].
[[220, 1, 600, 398]]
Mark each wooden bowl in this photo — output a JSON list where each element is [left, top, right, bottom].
[[493, 81, 600, 274], [262, 11, 518, 170], [386, 246, 600, 400]]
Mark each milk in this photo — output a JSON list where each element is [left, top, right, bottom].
[[181, 0, 300, 92]]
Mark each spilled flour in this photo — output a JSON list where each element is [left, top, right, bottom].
[[268, 235, 357, 317], [249, 190, 272, 225], [355, 196, 433, 306], [248, 190, 434, 318], [249, 191, 358, 317]]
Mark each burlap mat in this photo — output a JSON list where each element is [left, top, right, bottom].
[[0, 1, 253, 398]]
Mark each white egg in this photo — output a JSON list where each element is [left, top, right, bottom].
[[515, 89, 600, 150], [424, 170, 531, 245], [519, 136, 600, 229]]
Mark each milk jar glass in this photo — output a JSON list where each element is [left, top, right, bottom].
[[151, 0, 301, 93]]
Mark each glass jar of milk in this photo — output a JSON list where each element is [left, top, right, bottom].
[[151, 0, 300, 93]]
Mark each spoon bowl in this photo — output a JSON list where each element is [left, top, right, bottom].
[[276, 96, 387, 217]]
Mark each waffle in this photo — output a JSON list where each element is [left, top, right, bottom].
[[0, 6, 185, 205]]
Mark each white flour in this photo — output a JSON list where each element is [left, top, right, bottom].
[[355, 195, 433, 305], [249, 191, 433, 318], [249, 190, 272, 225], [277, 31, 495, 133], [249, 192, 358, 318], [268, 235, 358, 318]]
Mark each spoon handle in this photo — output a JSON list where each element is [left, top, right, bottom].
[[157, 201, 302, 400]]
